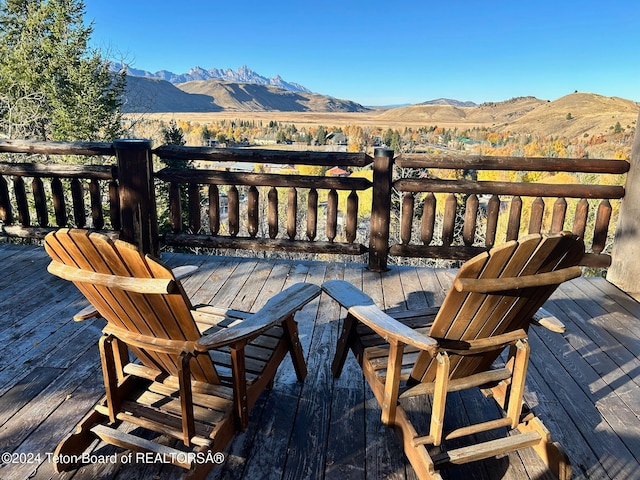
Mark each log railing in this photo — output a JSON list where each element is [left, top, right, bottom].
[[0, 141, 118, 239], [391, 154, 629, 268], [0, 139, 632, 273], [152, 145, 372, 256]]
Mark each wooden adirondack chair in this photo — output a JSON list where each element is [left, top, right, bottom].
[[44, 228, 320, 478], [323, 232, 584, 480]]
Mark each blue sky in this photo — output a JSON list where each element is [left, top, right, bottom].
[[85, 1, 639, 106]]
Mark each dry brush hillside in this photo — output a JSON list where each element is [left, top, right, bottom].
[[377, 93, 639, 138]]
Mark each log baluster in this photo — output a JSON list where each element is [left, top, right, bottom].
[[208, 185, 219, 235], [592, 199, 612, 254], [188, 183, 201, 233], [401, 192, 414, 245], [307, 188, 318, 241], [268, 187, 278, 239], [346, 190, 358, 244], [89, 179, 104, 230], [32, 177, 48, 227], [551, 197, 567, 233], [420, 192, 435, 245], [228, 186, 239, 237], [70, 178, 85, 228], [169, 182, 181, 233], [287, 187, 297, 240], [247, 186, 258, 238], [506, 196, 522, 241], [528, 197, 545, 234], [572, 198, 589, 238], [463, 194, 478, 246], [442, 193, 457, 246], [13, 176, 30, 226], [0, 175, 12, 224], [327, 188, 338, 242], [51, 177, 67, 227], [485, 194, 500, 248]]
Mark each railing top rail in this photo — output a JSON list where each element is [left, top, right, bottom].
[[394, 177, 625, 199], [397, 153, 630, 174], [0, 139, 115, 156], [0, 161, 115, 180], [152, 145, 373, 167], [155, 167, 372, 190]]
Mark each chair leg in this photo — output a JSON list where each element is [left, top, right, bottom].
[[429, 352, 450, 446], [99, 334, 121, 423], [518, 416, 572, 480], [229, 344, 249, 430], [506, 339, 530, 427], [53, 407, 109, 472], [332, 313, 357, 377], [282, 315, 307, 382]]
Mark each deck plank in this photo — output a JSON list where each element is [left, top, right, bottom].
[[1, 244, 640, 479]]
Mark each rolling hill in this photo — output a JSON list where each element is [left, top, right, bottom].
[[376, 93, 639, 137], [121, 75, 367, 113], [500, 93, 639, 138]]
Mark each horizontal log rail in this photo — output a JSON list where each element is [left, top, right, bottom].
[[154, 145, 372, 167], [162, 234, 367, 256], [0, 162, 115, 180], [0, 139, 115, 156], [397, 153, 630, 174], [395, 178, 625, 199], [155, 167, 372, 190]]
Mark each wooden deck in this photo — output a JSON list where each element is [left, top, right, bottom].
[[1, 242, 640, 480]]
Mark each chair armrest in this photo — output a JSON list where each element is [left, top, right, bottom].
[[73, 304, 102, 322], [531, 307, 566, 333], [172, 265, 199, 280], [453, 266, 582, 293], [322, 280, 438, 352], [196, 283, 321, 350], [321, 279, 375, 308]]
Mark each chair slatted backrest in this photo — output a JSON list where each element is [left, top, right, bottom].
[[45, 229, 220, 384], [411, 232, 584, 383]]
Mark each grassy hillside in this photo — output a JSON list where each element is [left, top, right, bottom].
[[122, 76, 221, 113], [377, 93, 638, 138], [122, 76, 368, 113], [176, 79, 367, 112], [501, 93, 639, 138]]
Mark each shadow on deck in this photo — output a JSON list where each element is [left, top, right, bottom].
[[1, 242, 639, 479]]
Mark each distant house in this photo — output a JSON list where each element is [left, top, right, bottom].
[[326, 132, 348, 145], [264, 164, 298, 174], [326, 166, 350, 177]]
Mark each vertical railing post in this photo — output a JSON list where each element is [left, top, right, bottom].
[[608, 112, 640, 298], [113, 139, 159, 258], [369, 148, 394, 272]]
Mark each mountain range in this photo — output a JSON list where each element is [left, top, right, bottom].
[[121, 64, 311, 93], [120, 64, 367, 113]]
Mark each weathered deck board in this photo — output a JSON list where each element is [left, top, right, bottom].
[[1, 243, 640, 479]]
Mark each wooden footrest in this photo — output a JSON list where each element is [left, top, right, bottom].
[[91, 424, 194, 469], [433, 430, 541, 466]]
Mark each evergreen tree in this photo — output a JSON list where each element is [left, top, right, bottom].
[[0, 0, 125, 141], [315, 125, 327, 145], [162, 119, 186, 147]]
